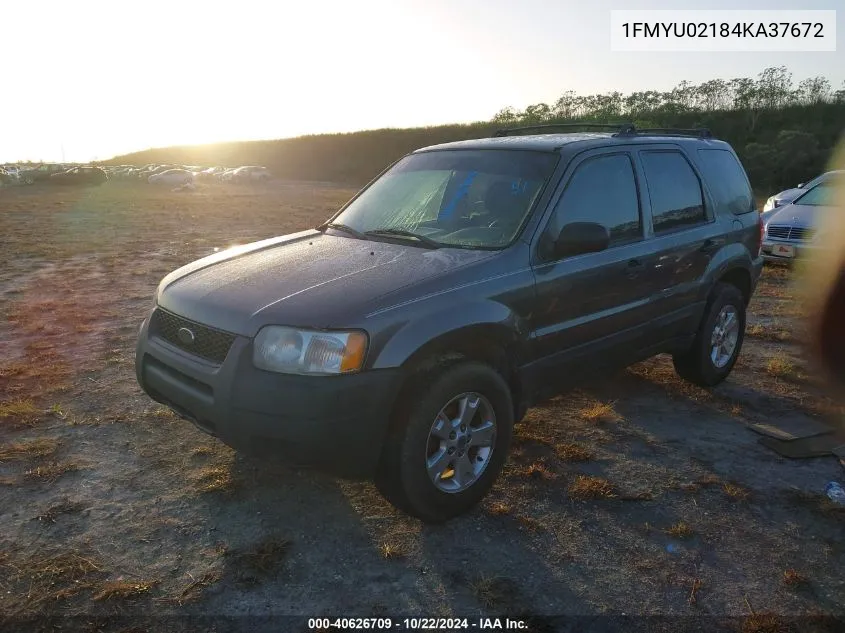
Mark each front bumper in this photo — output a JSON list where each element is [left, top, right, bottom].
[[761, 238, 823, 264], [135, 312, 403, 479]]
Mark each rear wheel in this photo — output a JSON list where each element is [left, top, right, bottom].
[[376, 361, 513, 523], [673, 282, 746, 387]]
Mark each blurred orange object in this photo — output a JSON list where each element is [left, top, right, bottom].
[[802, 139, 845, 402]]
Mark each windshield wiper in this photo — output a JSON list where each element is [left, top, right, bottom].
[[365, 228, 442, 249], [319, 222, 367, 240]]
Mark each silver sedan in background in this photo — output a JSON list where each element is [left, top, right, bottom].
[[761, 179, 837, 263], [763, 169, 844, 212]]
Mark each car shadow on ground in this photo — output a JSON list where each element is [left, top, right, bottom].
[[171, 355, 845, 619]]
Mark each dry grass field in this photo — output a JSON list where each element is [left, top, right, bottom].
[[1, 181, 844, 631]]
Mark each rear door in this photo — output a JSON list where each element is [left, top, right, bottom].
[[524, 148, 660, 391], [635, 146, 726, 340]]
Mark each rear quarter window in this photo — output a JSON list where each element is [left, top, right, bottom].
[[697, 149, 755, 215], [640, 151, 707, 234]]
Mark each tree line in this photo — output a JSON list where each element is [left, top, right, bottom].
[[494, 67, 844, 124], [492, 67, 845, 193], [106, 66, 844, 195]]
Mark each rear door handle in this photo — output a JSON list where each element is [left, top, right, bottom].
[[700, 238, 723, 252], [626, 258, 643, 278]]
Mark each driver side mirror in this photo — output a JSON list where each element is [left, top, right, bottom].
[[554, 221, 610, 258]]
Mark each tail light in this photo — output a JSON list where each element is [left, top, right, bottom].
[[758, 213, 764, 256]]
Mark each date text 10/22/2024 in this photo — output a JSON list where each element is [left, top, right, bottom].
[[308, 618, 529, 630]]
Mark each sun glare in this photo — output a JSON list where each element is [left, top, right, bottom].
[[3, 0, 518, 162]]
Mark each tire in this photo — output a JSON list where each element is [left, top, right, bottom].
[[376, 361, 514, 523], [672, 282, 746, 387]]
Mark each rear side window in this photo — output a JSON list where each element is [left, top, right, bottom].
[[697, 149, 754, 215], [640, 151, 706, 234], [548, 153, 642, 247]]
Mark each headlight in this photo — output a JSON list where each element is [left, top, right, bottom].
[[253, 326, 368, 375], [760, 211, 775, 231]]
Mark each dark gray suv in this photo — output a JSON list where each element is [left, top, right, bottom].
[[136, 123, 764, 522]]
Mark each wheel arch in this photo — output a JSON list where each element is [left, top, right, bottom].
[[716, 266, 752, 305], [392, 324, 526, 423]]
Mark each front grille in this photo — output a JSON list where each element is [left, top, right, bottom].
[[149, 308, 236, 364], [789, 227, 814, 241], [766, 225, 791, 239], [767, 225, 813, 242]]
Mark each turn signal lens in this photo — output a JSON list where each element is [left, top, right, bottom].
[[340, 331, 368, 373]]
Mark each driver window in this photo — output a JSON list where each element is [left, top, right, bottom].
[[545, 153, 642, 252]]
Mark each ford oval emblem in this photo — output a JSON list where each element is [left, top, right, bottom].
[[177, 327, 196, 345]]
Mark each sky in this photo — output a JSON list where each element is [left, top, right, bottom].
[[2, 0, 843, 163]]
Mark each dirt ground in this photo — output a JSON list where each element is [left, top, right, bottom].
[[1, 182, 843, 632]]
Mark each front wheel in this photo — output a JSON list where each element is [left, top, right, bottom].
[[673, 282, 746, 387], [376, 361, 513, 523]]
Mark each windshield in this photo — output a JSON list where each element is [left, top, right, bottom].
[[794, 182, 835, 207], [329, 149, 559, 249]]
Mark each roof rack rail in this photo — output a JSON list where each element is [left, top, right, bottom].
[[492, 122, 636, 137], [624, 127, 712, 139]]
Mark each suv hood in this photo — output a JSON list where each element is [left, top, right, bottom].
[[156, 229, 494, 336]]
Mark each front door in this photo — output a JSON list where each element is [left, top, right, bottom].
[[524, 149, 659, 395]]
